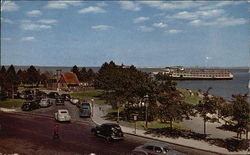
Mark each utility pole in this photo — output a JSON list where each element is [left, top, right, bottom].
[[117, 101, 120, 124], [144, 95, 149, 129], [56, 69, 62, 92], [91, 98, 94, 117]]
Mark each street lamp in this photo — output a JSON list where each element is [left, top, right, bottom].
[[117, 101, 120, 124], [91, 98, 94, 117], [144, 95, 149, 129]]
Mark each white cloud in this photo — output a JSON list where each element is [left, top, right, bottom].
[[138, 26, 154, 32], [97, 2, 107, 7], [199, 1, 243, 10], [91, 25, 113, 30], [21, 36, 35, 41], [153, 22, 168, 28], [119, 1, 141, 11], [38, 19, 57, 24], [63, 1, 83, 7], [1, 37, 11, 41], [45, 1, 83, 9], [21, 24, 51, 31], [1, 1, 19, 12], [167, 9, 225, 20], [1, 17, 14, 24], [140, 1, 203, 10], [166, 29, 183, 34], [133, 17, 150, 23], [26, 10, 42, 17], [78, 6, 106, 14], [45, 2, 68, 9], [190, 17, 247, 27]]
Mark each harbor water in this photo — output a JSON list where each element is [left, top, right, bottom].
[[175, 69, 249, 100]]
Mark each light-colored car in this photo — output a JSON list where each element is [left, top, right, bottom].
[[70, 98, 80, 105], [132, 142, 185, 155], [55, 109, 71, 122], [39, 98, 52, 107]]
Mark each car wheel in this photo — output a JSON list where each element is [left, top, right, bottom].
[[91, 130, 97, 136], [106, 136, 112, 142]]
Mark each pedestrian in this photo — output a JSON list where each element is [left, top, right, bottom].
[[53, 124, 59, 139]]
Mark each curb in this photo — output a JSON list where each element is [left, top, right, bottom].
[[0, 107, 16, 112]]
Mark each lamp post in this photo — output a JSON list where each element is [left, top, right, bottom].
[[91, 98, 94, 117], [144, 95, 149, 129], [117, 101, 120, 124]]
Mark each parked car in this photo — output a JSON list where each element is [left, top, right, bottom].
[[70, 98, 80, 105], [19, 89, 34, 99], [47, 92, 60, 99], [91, 123, 124, 141], [39, 98, 52, 107], [132, 142, 185, 155], [55, 109, 71, 122], [79, 102, 91, 117], [21, 101, 40, 111], [35, 90, 47, 98], [61, 94, 71, 101], [55, 97, 64, 106]]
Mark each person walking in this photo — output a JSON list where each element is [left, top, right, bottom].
[[53, 124, 59, 139]]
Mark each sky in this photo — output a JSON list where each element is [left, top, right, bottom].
[[1, 1, 249, 67]]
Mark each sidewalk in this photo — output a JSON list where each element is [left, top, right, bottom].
[[91, 103, 247, 155]]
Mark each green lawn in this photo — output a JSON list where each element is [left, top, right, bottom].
[[18, 84, 45, 92], [70, 89, 105, 104], [0, 99, 25, 109], [119, 120, 189, 130], [178, 88, 201, 105]]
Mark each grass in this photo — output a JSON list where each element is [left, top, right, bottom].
[[18, 84, 45, 92], [70, 89, 105, 104], [119, 120, 189, 130], [107, 107, 189, 130], [178, 88, 201, 105], [0, 99, 25, 109]]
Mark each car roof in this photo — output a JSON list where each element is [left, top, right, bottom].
[[58, 109, 68, 112], [101, 123, 120, 127], [144, 142, 171, 148]]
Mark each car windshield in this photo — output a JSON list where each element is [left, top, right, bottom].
[[163, 147, 172, 152], [60, 111, 68, 114]]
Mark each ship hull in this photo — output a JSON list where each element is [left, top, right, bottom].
[[171, 77, 233, 80]]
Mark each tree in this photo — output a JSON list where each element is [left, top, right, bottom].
[[71, 65, 80, 80], [5, 65, 18, 97], [196, 87, 218, 136], [27, 65, 40, 86], [231, 94, 249, 139], [157, 90, 194, 130], [95, 61, 157, 121], [0, 66, 7, 93]]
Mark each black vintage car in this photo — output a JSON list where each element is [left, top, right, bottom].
[[21, 101, 40, 111], [61, 94, 71, 101], [47, 92, 60, 99], [91, 123, 124, 141], [55, 97, 65, 106]]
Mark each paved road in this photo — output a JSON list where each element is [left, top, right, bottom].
[[0, 103, 221, 155]]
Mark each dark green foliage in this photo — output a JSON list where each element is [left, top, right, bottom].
[[26, 65, 40, 86], [231, 94, 249, 139], [157, 90, 194, 130], [95, 61, 158, 120], [71, 65, 80, 80], [196, 87, 219, 136]]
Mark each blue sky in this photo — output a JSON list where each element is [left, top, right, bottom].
[[1, 1, 249, 67]]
